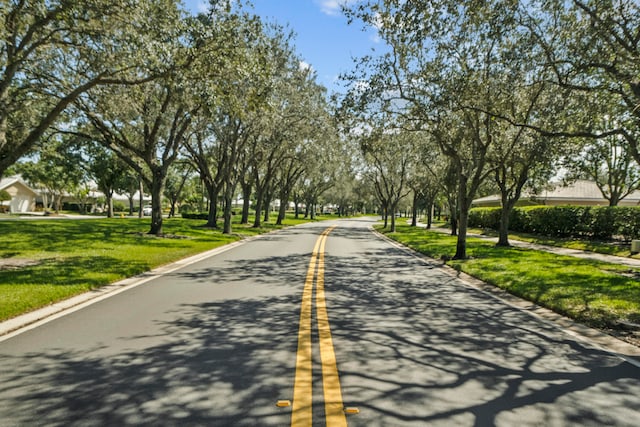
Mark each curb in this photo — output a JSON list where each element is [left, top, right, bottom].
[[370, 226, 640, 368], [0, 235, 259, 341]]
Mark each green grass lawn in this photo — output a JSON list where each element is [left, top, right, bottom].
[[377, 224, 640, 329], [0, 215, 321, 321], [463, 226, 640, 258]]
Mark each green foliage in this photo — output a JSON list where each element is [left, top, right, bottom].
[[181, 213, 209, 220], [112, 201, 127, 212], [470, 205, 640, 241], [0, 190, 10, 202]]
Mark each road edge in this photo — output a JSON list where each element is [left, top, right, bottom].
[[0, 231, 273, 342], [370, 226, 640, 368]]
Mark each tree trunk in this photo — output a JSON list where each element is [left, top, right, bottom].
[[138, 179, 144, 218], [448, 197, 458, 236], [383, 205, 388, 228], [148, 179, 164, 235], [223, 185, 234, 234], [411, 192, 418, 227], [263, 195, 271, 223], [390, 204, 398, 232], [454, 208, 468, 259], [253, 193, 263, 228], [426, 202, 433, 229], [106, 192, 114, 218], [206, 189, 218, 228], [497, 203, 512, 247], [241, 181, 251, 224], [276, 189, 288, 226]]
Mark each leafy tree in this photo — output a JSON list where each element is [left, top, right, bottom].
[[344, 0, 551, 258], [0, 189, 10, 212], [564, 134, 640, 206], [79, 142, 132, 218], [359, 128, 416, 232], [0, 0, 172, 179], [518, 1, 640, 163], [73, 6, 228, 234], [16, 137, 85, 212]]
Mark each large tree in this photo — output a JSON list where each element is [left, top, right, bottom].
[[73, 6, 235, 234], [518, 1, 640, 163], [344, 0, 557, 258], [0, 0, 173, 179]]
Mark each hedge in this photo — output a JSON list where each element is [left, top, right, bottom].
[[181, 213, 210, 220], [468, 205, 640, 241]]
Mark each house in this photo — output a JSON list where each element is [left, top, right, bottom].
[[0, 176, 38, 213], [472, 179, 640, 207]]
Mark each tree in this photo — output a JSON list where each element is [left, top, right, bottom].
[[164, 162, 194, 218], [79, 142, 131, 218], [518, 1, 640, 164], [74, 6, 230, 234], [16, 137, 85, 213], [0, 0, 173, 179], [564, 134, 640, 206], [344, 0, 545, 258], [0, 190, 10, 213], [247, 32, 326, 228], [359, 128, 416, 232]]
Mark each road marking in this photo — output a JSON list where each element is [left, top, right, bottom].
[[291, 233, 322, 426], [291, 226, 347, 427], [316, 227, 347, 427]]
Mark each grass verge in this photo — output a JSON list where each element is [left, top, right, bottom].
[[464, 226, 640, 258], [0, 215, 321, 322], [377, 224, 640, 330]]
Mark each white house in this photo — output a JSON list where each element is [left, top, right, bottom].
[[473, 179, 640, 207], [0, 176, 38, 213]]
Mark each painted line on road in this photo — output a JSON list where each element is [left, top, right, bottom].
[[291, 226, 347, 426], [316, 227, 347, 427], [291, 231, 323, 426]]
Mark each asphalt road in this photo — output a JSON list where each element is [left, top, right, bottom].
[[0, 217, 639, 426]]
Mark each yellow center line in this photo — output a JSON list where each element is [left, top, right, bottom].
[[316, 227, 347, 426], [291, 233, 323, 426], [291, 226, 346, 427]]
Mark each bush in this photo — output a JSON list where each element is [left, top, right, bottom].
[[112, 201, 126, 212], [181, 212, 209, 220], [468, 207, 501, 229], [470, 205, 640, 241]]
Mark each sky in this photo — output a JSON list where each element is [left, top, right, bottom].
[[181, 0, 382, 94]]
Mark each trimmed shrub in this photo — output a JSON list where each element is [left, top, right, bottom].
[[470, 205, 640, 241], [181, 212, 209, 220]]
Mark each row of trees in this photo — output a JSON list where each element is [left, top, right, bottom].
[[338, 0, 640, 258], [2, 0, 357, 235]]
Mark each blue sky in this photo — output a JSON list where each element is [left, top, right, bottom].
[[182, 0, 382, 94]]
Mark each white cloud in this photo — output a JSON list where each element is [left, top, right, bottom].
[[299, 60, 313, 72], [315, 0, 358, 16]]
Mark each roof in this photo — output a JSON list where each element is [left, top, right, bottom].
[[473, 179, 640, 206], [0, 176, 38, 196]]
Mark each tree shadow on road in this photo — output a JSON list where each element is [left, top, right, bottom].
[[0, 223, 638, 426], [322, 234, 640, 426]]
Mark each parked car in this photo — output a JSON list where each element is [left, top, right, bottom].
[[142, 205, 153, 216]]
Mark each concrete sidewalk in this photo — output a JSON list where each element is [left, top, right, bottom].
[[423, 224, 640, 269]]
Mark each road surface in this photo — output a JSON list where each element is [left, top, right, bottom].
[[0, 217, 639, 426]]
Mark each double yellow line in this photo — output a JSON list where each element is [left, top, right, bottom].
[[291, 226, 347, 427]]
